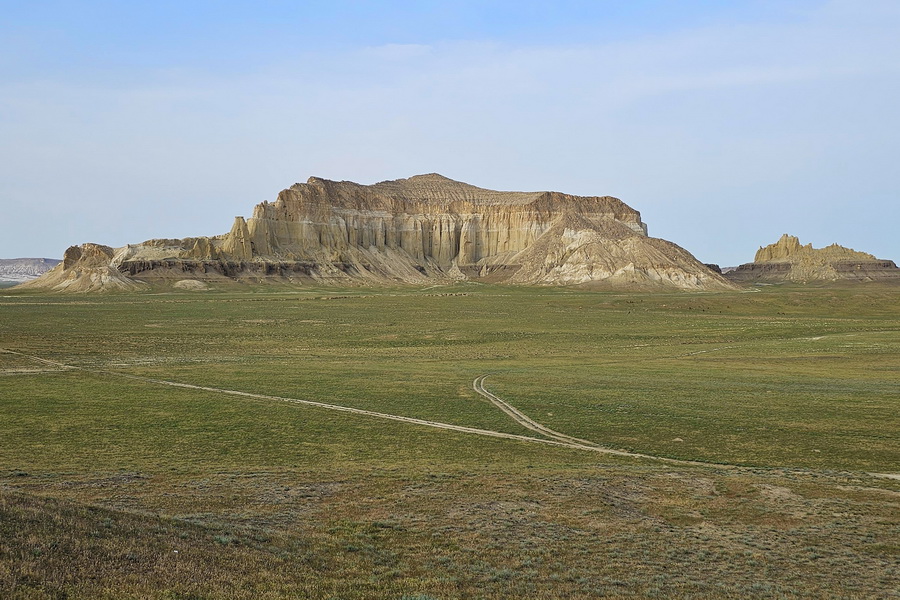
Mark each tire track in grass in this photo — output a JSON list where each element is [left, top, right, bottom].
[[16, 348, 880, 473], [1, 348, 645, 459], [473, 375, 600, 448]]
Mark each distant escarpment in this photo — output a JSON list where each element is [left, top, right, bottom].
[[0, 258, 61, 283], [726, 234, 900, 283], [23, 174, 734, 292]]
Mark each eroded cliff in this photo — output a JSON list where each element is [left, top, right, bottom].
[[17, 243, 146, 292], [23, 174, 733, 291], [727, 234, 900, 283]]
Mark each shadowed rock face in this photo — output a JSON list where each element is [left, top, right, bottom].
[[23, 174, 734, 291], [727, 234, 900, 283]]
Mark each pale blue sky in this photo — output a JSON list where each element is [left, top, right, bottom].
[[2, 0, 898, 265]]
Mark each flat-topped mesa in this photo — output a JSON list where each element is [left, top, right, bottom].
[[0, 257, 61, 284], [244, 174, 649, 267], [22, 174, 735, 291], [727, 234, 900, 283]]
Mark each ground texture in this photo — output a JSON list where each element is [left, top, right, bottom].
[[1, 283, 898, 598]]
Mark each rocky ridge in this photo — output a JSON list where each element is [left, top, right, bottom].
[[726, 234, 900, 283], [0, 258, 61, 283], [23, 174, 734, 292]]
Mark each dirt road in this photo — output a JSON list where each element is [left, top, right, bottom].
[[6, 348, 899, 479], [473, 375, 600, 448], [1, 349, 645, 458]]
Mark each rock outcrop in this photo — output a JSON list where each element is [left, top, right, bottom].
[[23, 174, 734, 291], [726, 234, 900, 283], [17, 244, 146, 292]]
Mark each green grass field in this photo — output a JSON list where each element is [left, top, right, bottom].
[[1, 283, 898, 598]]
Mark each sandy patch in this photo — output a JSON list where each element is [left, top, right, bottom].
[[173, 279, 210, 291]]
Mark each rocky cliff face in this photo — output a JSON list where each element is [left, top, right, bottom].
[[17, 244, 145, 292], [727, 234, 900, 283], [23, 174, 734, 291], [753, 234, 877, 264]]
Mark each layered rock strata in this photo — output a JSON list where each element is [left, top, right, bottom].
[[17, 244, 145, 292], [23, 174, 734, 291], [726, 234, 900, 283]]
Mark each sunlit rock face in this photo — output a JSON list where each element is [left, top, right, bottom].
[[17, 243, 145, 292], [727, 234, 900, 283], [245, 175, 648, 268], [23, 174, 734, 291]]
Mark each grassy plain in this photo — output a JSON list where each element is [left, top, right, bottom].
[[0, 282, 898, 598]]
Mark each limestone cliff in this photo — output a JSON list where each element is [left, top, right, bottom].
[[727, 234, 900, 283], [23, 174, 734, 291]]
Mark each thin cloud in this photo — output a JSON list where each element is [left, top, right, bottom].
[[1, 1, 898, 264]]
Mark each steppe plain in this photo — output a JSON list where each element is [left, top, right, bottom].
[[1, 282, 898, 599]]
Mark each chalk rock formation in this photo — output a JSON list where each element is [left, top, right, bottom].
[[726, 234, 900, 283], [24, 174, 734, 291], [17, 243, 147, 292]]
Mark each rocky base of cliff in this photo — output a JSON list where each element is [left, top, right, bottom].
[[726, 260, 900, 283]]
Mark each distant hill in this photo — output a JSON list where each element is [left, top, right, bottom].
[[21, 174, 734, 292], [0, 258, 61, 283], [725, 234, 900, 283]]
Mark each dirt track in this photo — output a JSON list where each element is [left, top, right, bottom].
[[473, 375, 600, 448], [5, 348, 899, 479], [1, 349, 647, 458]]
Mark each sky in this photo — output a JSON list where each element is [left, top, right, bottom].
[[2, 0, 899, 266]]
